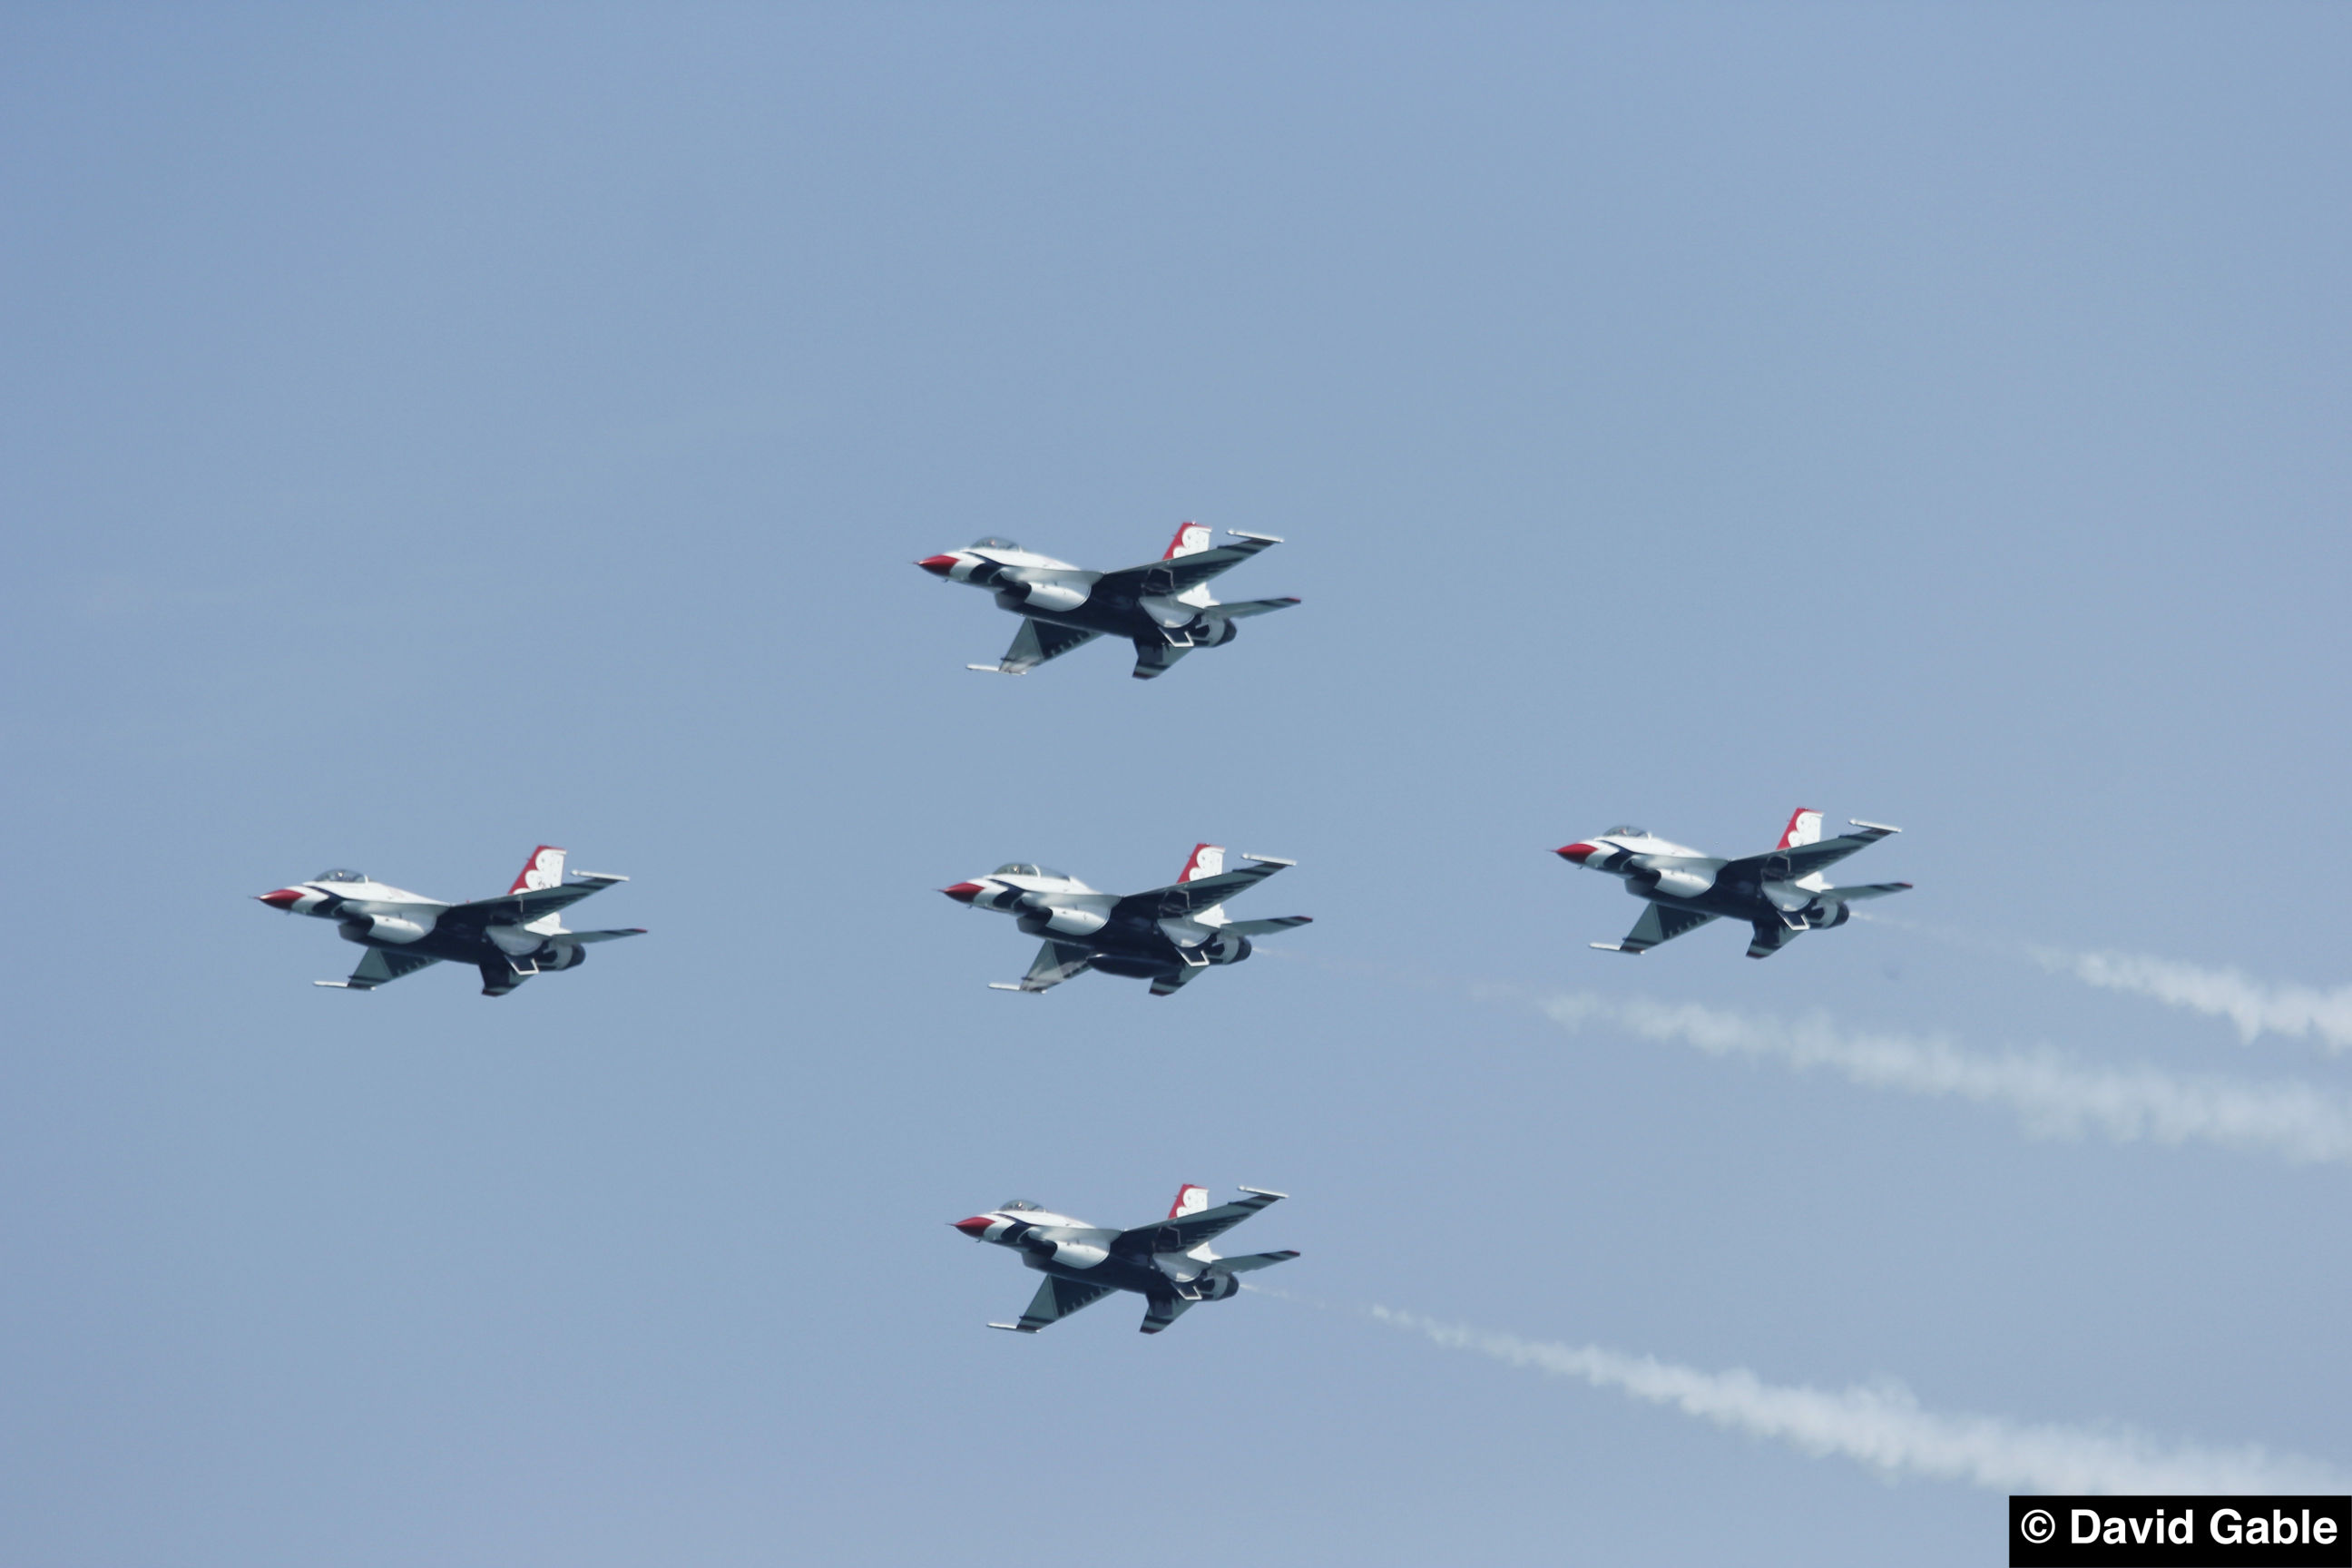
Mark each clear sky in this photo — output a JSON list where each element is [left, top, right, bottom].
[[3, 5, 2348, 1563]]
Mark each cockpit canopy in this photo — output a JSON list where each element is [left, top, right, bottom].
[[314, 868, 367, 883], [1000, 1199, 1044, 1212], [990, 862, 1065, 879], [968, 536, 1019, 551], [1602, 826, 1648, 838]]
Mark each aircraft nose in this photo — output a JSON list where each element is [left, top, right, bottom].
[[1555, 843, 1598, 864], [916, 554, 959, 577], [951, 1216, 995, 1239], [940, 882, 984, 903], [256, 888, 304, 909]]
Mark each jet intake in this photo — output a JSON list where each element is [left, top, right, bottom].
[[995, 575, 1091, 614], [1045, 1240, 1108, 1269], [1016, 906, 1108, 938], [338, 914, 432, 945], [1648, 867, 1716, 900]]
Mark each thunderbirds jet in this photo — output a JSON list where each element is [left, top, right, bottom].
[[1555, 808, 1912, 959], [953, 1183, 1298, 1335], [916, 521, 1298, 680], [942, 843, 1310, 996], [255, 846, 644, 995]]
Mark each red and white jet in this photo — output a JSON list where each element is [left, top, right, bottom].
[[255, 845, 645, 996], [941, 842, 1311, 996], [1555, 808, 1913, 959], [952, 1183, 1298, 1335], [916, 521, 1298, 680]]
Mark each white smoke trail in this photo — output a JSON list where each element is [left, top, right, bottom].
[[2031, 948, 2352, 1054], [1850, 913, 2352, 1054], [1369, 1307, 2346, 1494], [1543, 994, 2352, 1164]]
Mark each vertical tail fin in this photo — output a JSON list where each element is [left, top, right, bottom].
[[1167, 1183, 1210, 1219], [1775, 809, 1823, 849], [1177, 844, 1226, 884], [509, 845, 567, 893], [1162, 521, 1213, 560]]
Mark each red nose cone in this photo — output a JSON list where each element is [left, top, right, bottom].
[[256, 888, 303, 909], [1555, 843, 1598, 864], [941, 882, 984, 903], [951, 1216, 994, 1238], [916, 554, 958, 577]]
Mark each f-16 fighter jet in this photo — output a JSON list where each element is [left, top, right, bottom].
[[953, 1183, 1298, 1335], [916, 521, 1298, 680], [1555, 808, 1913, 959], [255, 845, 644, 995], [941, 843, 1310, 996]]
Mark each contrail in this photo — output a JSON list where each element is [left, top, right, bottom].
[[1368, 1307, 2346, 1494], [1543, 994, 2352, 1164], [1851, 913, 2352, 1054], [2030, 948, 2352, 1054]]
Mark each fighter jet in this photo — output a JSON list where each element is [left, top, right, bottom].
[[941, 843, 1310, 996], [916, 521, 1298, 680], [255, 845, 644, 995], [1555, 808, 1912, 959], [953, 1183, 1298, 1335]]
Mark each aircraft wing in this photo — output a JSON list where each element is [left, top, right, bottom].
[[1591, 902, 1718, 955], [1723, 820, 1901, 883], [440, 875, 625, 929], [990, 940, 1095, 994], [973, 617, 1102, 675], [317, 948, 442, 990], [1095, 531, 1283, 599], [1112, 856, 1294, 921], [1110, 1187, 1285, 1257], [992, 1275, 1119, 1333]]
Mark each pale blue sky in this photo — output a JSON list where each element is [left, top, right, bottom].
[[3, 5, 2348, 1563]]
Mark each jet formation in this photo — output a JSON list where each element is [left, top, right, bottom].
[[953, 1183, 1298, 1335], [917, 521, 1298, 680], [1555, 808, 1911, 959], [251, 520, 1928, 1346], [942, 842, 1311, 996], [256, 845, 643, 995]]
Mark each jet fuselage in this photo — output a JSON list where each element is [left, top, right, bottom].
[[918, 544, 1241, 651], [942, 868, 1252, 979], [1558, 836, 1860, 933]]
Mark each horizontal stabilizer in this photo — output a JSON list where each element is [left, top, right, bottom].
[[1226, 529, 1285, 544], [1828, 882, 1913, 901], [1220, 916, 1312, 936], [566, 927, 647, 943], [1218, 1250, 1301, 1273], [1214, 596, 1301, 620]]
